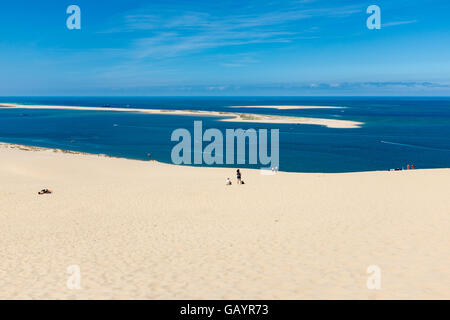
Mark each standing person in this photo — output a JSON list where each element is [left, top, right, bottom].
[[236, 169, 242, 185]]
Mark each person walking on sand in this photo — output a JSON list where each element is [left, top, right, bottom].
[[236, 169, 242, 184]]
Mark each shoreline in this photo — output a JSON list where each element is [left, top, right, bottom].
[[0, 103, 363, 129], [0, 142, 117, 158], [2, 142, 449, 174]]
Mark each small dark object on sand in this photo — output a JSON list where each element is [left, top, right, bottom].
[[38, 189, 52, 195]]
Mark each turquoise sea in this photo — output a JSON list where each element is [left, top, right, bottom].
[[1, 97, 450, 173]]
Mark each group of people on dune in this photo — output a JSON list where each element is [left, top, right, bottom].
[[226, 169, 244, 186]]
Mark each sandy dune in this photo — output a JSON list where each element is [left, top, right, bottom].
[[0, 143, 449, 299], [0, 103, 362, 128]]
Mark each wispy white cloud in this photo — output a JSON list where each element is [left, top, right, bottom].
[[100, 4, 362, 59], [383, 20, 418, 28], [132, 30, 296, 59]]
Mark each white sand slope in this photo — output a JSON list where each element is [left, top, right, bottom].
[[0, 143, 449, 299]]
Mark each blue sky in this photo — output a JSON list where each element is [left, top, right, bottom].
[[0, 0, 449, 96]]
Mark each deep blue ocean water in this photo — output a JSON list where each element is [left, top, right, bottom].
[[1, 97, 450, 173]]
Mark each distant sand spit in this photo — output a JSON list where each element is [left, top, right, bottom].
[[0, 103, 362, 129], [229, 105, 344, 110], [0, 143, 449, 299]]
